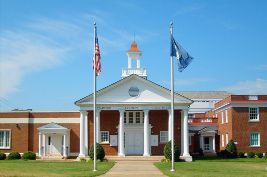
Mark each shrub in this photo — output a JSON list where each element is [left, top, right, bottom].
[[0, 152, 6, 160], [89, 143, 105, 161], [22, 151, 36, 160], [225, 140, 237, 158], [265, 152, 267, 158], [247, 152, 255, 158], [238, 152, 245, 158], [198, 148, 204, 157], [7, 152, 21, 160], [163, 140, 180, 162], [255, 152, 263, 158]]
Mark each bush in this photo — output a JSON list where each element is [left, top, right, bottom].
[[238, 152, 245, 158], [22, 151, 36, 160], [255, 152, 263, 158], [198, 148, 204, 157], [7, 152, 21, 160], [89, 143, 105, 161], [225, 140, 237, 158], [163, 140, 180, 162], [247, 152, 255, 158], [265, 152, 267, 158], [0, 152, 6, 160]]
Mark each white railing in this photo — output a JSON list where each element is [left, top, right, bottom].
[[122, 68, 147, 78]]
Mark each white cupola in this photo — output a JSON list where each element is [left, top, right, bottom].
[[122, 40, 147, 79]]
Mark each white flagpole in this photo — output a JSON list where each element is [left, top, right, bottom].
[[93, 22, 97, 172], [170, 22, 175, 172]]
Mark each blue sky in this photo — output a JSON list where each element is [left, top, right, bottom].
[[0, 0, 266, 111]]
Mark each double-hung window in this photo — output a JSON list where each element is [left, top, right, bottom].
[[100, 131, 109, 143], [0, 130, 11, 149], [250, 133, 260, 147], [249, 107, 259, 121], [160, 131, 168, 143]]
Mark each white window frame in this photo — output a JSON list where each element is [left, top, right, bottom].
[[249, 107, 259, 121], [225, 110, 228, 123], [222, 134, 224, 147], [160, 131, 168, 144], [221, 111, 224, 124], [250, 132, 260, 147], [0, 129, 11, 149], [100, 131, 109, 144], [226, 133, 229, 145], [124, 111, 144, 124]]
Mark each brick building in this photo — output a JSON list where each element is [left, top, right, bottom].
[[0, 41, 266, 160]]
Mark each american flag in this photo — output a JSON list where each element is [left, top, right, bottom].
[[93, 28, 101, 76]]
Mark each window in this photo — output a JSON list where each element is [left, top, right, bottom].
[[250, 133, 260, 147], [48, 136, 51, 145], [160, 131, 168, 143], [188, 114, 194, 119], [222, 134, 224, 147], [249, 107, 259, 121], [226, 133, 229, 145], [0, 130, 11, 149], [248, 95, 258, 100], [128, 112, 133, 123], [136, 112, 140, 123], [221, 112, 224, 124], [124, 112, 127, 123], [100, 131, 109, 143], [225, 110, 228, 123]]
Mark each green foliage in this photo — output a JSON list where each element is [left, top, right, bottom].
[[225, 140, 237, 158], [22, 151, 36, 160], [255, 152, 263, 158], [247, 152, 255, 158], [0, 152, 6, 160], [7, 152, 21, 160], [89, 143, 105, 161], [238, 152, 245, 158], [163, 140, 180, 162]]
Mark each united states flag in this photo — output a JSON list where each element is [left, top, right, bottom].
[[93, 29, 101, 76]]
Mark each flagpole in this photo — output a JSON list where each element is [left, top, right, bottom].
[[170, 22, 175, 172], [93, 22, 97, 172]]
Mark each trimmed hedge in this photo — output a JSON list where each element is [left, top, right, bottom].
[[22, 151, 36, 160], [238, 152, 245, 158], [0, 152, 6, 160], [247, 152, 255, 158], [163, 140, 180, 162], [89, 143, 105, 161], [255, 152, 263, 158], [7, 152, 21, 160], [225, 140, 237, 158]]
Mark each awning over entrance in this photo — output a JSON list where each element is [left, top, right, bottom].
[[38, 122, 69, 134]]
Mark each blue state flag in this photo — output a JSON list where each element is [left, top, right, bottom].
[[170, 35, 193, 72]]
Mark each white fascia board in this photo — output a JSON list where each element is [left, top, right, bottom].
[[214, 102, 267, 113], [0, 118, 80, 124]]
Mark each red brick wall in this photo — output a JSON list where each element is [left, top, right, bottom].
[[232, 107, 267, 153]]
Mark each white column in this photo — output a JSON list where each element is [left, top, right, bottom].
[[79, 111, 86, 158], [212, 135, 215, 153], [137, 59, 140, 68], [143, 110, 150, 156], [38, 133, 43, 157], [180, 111, 184, 156], [63, 134, 67, 157], [183, 109, 190, 156], [84, 112, 88, 156], [128, 57, 132, 68], [43, 134, 46, 156], [168, 110, 172, 141], [118, 110, 125, 156], [96, 111, 101, 143]]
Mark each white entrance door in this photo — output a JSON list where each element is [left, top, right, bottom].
[[204, 137, 210, 151], [125, 129, 144, 155], [48, 135, 62, 155]]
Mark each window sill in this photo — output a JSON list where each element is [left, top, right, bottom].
[[100, 142, 109, 145], [249, 120, 260, 122], [249, 145, 261, 148], [0, 147, 11, 149]]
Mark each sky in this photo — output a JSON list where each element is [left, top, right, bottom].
[[0, 0, 266, 111]]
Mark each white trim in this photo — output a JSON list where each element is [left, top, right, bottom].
[[221, 111, 224, 124], [214, 102, 267, 113], [249, 107, 259, 121], [225, 109, 228, 123], [226, 133, 229, 145], [0, 129, 11, 149], [0, 118, 80, 124], [80, 105, 189, 111], [222, 134, 224, 147]]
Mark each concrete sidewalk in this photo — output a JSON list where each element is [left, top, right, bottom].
[[101, 160, 166, 177]]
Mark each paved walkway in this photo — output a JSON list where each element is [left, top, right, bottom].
[[102, 160, 166, 177]]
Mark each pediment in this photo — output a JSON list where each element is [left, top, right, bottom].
[[75, 75, 192, 106]]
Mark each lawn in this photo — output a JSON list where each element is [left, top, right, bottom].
[[154, 157, 267, 177], [0, 160, 115, 177]]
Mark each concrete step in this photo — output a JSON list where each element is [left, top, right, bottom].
[[106, 156, 164, 162]]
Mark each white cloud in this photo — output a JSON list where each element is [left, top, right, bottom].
[[256, 64, 267, 71], [223, 78, 267, 95]]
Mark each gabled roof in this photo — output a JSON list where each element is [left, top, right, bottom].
[[178, 91, 231, 100], [38, 122, 68, 130], [75, 74, 193, 106]]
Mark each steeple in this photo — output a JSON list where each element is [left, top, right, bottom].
[[122, 40, 147, 79]]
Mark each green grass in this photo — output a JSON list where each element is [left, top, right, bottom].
[[155, 158, 267, 177], [0, 160, 115, 177]]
